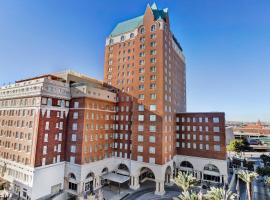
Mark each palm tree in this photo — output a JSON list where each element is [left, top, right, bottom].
[[238, 170, 258, 200], [204, 187, 237, 200], [174, 171, 197, 193], [173, 191, 199, 200], [266, 176, 270, 186]]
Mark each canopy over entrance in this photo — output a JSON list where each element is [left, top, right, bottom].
[[102, 172, 129, 184], [101, 172, 130, 194]]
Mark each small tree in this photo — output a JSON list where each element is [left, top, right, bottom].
[[174, 171, 197, 194], [204, 187, 237, 200], [238, 170, 258, 200], [227, 139, 248, 153]]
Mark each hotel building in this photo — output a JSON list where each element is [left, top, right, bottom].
[[0, 3, 228, 200]]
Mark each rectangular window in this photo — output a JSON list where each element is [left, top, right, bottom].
[[214, 136, 220, 142], [74, 102, 79, 108], [150, 104, 156, 111], [137, 146, 143, 152], [214, 145, 221, 151], [138, 135, 144, 142], [149, 147, 155, 154], [137, 156, 143, 162], [138, 115, 144, 121], [213, 127, 220, 132], [73, 112, 78, 119], [149, 125, 156, 132], [213, 117, 220, 123], [149, 157, 155, 164], [149, 115, 156, 122], [138, 125, 144, 131], [71, 134, 77, 141], [149, 136, 155, 143], [138, 105, 144, 111]]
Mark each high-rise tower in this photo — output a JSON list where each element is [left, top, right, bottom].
[[104, 3, 186, 167]]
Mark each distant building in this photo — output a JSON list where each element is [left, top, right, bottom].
[[234, 120, 270, 143]]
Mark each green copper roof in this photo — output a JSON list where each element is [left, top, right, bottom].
[[110, 15, 144, 37], [109, 3, 168, 37]]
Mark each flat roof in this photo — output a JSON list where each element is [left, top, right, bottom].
[[102, 172, 129, 184]]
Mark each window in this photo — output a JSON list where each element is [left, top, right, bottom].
[[149, 157, 155, 164], [149, 136, 155, 143], [138, 115, 144, 121], [44, 134, 48, 142], [213, 127, 220, 132], [150, 34, 156, 39], [214, 145, 221, 151], [72, 123, 78, 131], [149, 147, 155, 154], [149, 125, 156, 132], [140, 27, 145, 34], [137, 156, 143, 162], [149, 115, 156, 122], [137, 145, 143, 152], [205, 144, 209, 150], [71, 134, 77, 141], [45, 122, 50, 130], [150, 66, 156, 72], [138, 135, 144, 142], [151, 24, 156, 32], [43, 146, 47, 155], [42, 158, 46, 166], [120, 35, 125, 41], [150, 104, 156, 111], [73, 112, 78, 119], [138, 105, 144, 111], [74, 102, 79, 108], [130, 33, 134, 38], [70, 145, 76, 153], [139, 85, 144, 90], [213, 117, 220, 123], [138, 125, 144, 131], [70, 156, 75, 163], [109, 39, 114, 45], [214, 136, 220, 142], [150, 93, 156, 99], [138, 94, 144, 100]]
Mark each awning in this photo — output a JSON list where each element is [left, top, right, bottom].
[[102, 172, 129, 184]]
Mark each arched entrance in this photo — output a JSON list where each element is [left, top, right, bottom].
[[102, 167, 108, 174], [203, 164, 221, 183], [117, 163, 129, 176], [180, 161, 194, 172], [165, 166, 172, 185], [139, 167, 155, 184], [67, 173, 78, 192], [84, 172, 95, 192]]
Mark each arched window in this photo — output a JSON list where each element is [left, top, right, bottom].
[[130, 33, 134, 38], [120, 35, 125, 41], [69, 173, 76, 180], [151, 24, 156, 32], [109, 38, 114, 45], [140, 27, 145, 34], [204, 164, 219, 173], [180, 161, 193, 168]]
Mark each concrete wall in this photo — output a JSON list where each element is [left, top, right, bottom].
[[31, 162, 65, 200]]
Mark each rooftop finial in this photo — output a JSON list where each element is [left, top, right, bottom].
[[151, 2, 158, 10]]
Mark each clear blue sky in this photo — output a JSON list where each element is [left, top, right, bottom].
[[0, 0, 269, 122]]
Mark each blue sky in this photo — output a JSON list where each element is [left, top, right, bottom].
[[0, 0, 269, 122]]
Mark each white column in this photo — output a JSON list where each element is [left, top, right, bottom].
[[155, 180, 165, 195], [94, 176, 101, 190], [129, 175, 140, 190]]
